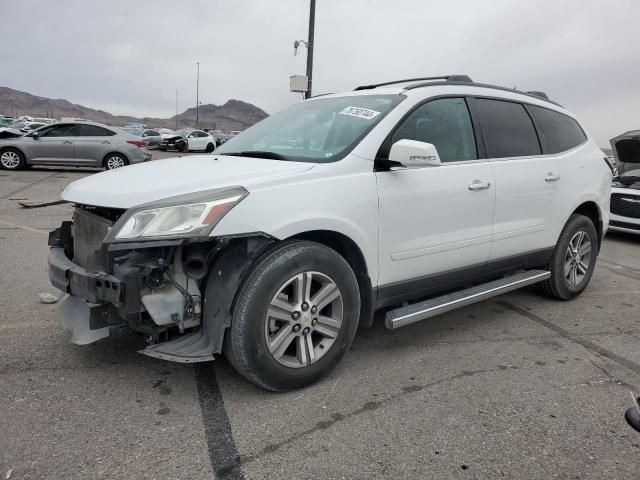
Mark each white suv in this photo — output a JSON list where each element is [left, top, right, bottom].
[[609, 130, 640, 234], [48, 75, 611, 391]]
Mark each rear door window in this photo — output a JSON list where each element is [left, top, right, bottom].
[[528, 106, 586, 153], [474, 98, 541, 158], [77, 125, 116, 137]]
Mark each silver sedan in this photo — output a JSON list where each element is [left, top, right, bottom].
[[0, 121, 151, 170]]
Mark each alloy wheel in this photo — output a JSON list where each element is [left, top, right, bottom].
[[564, 230, 592, 287], [1, 151, 20, 169], [264, 271, 343, 369], [106, 156, 126, 169]]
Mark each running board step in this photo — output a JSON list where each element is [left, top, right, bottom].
[[385, 270, 550, 330]]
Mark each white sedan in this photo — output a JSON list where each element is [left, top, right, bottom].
[[159, 129, 216, 153]]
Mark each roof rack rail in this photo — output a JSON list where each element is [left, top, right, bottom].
[[526, 91, 549, 100], [403, 80, 561, 107], [354, 75, 472, 91]]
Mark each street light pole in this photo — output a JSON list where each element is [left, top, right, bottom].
[[305, 0, 316, 99], [196, 62, 200, 128], [175, 90, 179, 130]]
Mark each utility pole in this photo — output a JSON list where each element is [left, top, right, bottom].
[[175, 90, 179, 129], [196, 62, 200, 128], [305, 0, 316, 99]]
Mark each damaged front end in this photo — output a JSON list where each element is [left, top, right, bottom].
[[48, 194, 274, 363]]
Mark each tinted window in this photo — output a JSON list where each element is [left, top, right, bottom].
[[38, 124, 77, 137], [391, 97, 477, 162], [143, 129, 160, 136], [528, 105, 586, 153], [475, 99, 541, 158], [77, 124, 115, 137]]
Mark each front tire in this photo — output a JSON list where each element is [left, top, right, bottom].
[[541, 214, 598, 300], [0, 148, 26, 170], [224, 241, 360, 391]]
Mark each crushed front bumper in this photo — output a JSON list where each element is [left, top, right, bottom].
[[48, 246, 126, 344], [49, 247, 122, 305]]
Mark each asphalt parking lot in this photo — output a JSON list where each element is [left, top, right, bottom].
[[1, 153, 640, 479]]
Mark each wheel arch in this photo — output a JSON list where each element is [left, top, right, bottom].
[[571, 201, 603, 248], [288, 230, 375, 329]]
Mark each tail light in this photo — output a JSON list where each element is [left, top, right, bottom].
[[127, 140, 146, 148]]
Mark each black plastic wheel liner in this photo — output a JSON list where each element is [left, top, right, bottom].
[[139, 236, 275, 363]]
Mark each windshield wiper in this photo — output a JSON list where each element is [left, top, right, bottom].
[[219, 150, 290, 160]]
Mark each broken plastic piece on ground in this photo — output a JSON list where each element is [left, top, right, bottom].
[[38, 292, 59, 304], [18, 199, 68, 209], [625, 393, 640, 432]]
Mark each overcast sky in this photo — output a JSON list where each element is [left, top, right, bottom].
[[1, 0, 638, 146]]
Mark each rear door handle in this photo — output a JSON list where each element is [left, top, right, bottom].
[[101, 141, 111, 144], [468, 180, 491, 191], [62, 140, 73, 144], [545, 173, 560, 182]]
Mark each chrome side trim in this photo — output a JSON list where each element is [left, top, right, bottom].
[[385, 270, 550, 329]]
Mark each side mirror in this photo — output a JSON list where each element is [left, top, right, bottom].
[[389, 139, 441, 168], [32, 131, 40, 140]]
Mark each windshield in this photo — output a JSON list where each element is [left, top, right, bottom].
[[216, 94, 403, 162]]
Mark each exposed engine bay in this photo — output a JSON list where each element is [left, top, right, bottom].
[[48, 204, 274, 362]]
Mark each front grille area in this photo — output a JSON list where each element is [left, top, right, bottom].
[[73, 208, 113, 268], [611, 193, 640, 219]]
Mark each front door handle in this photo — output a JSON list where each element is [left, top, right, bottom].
[[468, 180, 491, 191], [545, 173, 561, 182], [62, 140, 73, 145]]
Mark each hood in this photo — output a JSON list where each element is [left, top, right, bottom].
[[611, 134, 640, 176], [162, 135, 184, 142], [62, 155, 315, 209], [0, 128, 23, 139]]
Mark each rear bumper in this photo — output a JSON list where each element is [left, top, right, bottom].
[[129, 148, 152, 164]]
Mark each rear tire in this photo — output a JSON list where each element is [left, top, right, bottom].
[[0, 148, 26, 170], [541, 214, 598, 300], [205, 142, 215, 153], [103, 153, 128, 170], [224, 241, 360, 391]]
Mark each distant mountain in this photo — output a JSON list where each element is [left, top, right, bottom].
[[0, 86, 268, 132]]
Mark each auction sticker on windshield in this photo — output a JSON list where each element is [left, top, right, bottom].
[[339, 106, 381, 120]]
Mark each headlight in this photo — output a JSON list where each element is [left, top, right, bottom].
[[107, 187, 247, 241]]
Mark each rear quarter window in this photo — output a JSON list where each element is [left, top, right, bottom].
[[528, 105, 587, 154], [474, 98, 541, 158]]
